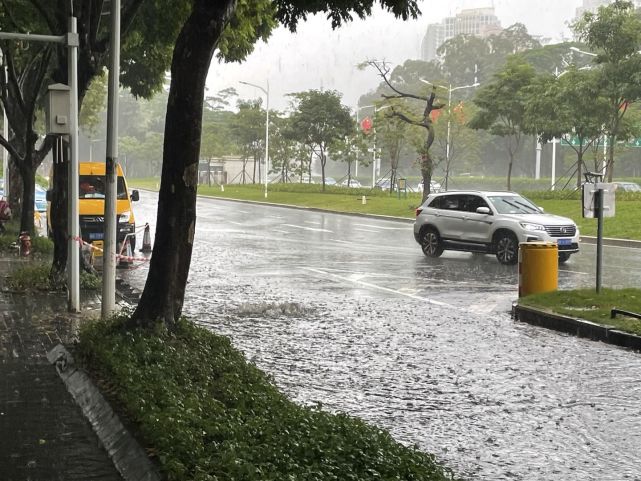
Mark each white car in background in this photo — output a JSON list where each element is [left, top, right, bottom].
[[417, 179, 443, 193], [341, 179, 362, 188]]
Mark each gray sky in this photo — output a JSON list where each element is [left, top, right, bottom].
[[206, 0, 582, 112]]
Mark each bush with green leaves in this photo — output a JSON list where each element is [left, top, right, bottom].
[[76, 317, 459, 481], [6, 262, 101, 291]]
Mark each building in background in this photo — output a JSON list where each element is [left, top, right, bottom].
[[420, 7, 502, 62]]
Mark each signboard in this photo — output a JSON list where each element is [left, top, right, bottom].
[[582, 182, 616, 218]]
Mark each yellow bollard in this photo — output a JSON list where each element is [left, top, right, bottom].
[[518, 242, 558, 297]]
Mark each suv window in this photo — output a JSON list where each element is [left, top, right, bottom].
[[461, 195, 489, 213], [429, 194, 465, 211]]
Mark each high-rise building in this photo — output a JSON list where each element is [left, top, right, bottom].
[[420, 7, 502, 62]]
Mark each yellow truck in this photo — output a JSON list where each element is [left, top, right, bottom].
[[48, 162, 139, 252]]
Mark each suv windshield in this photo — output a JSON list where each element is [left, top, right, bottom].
[[79, 175, 127, 200], [487, 195, 541, 215]]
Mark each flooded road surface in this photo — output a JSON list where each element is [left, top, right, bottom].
[[123, 193, 641, 481]]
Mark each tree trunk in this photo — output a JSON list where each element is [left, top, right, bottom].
[[17, 163, 35, 236], [420, 122, 436, 203], [576, 149, 584, 188], [606, 134, 615, 182], [130, 0, 236, 330], [506, 155, 513, 191]]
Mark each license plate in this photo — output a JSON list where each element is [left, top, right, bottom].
[[557, 239, 571, 246], [89, 232, 104, 240]]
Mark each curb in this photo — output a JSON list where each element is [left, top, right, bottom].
[[47, 344, 161, 481], [512, 304, 641, 352]]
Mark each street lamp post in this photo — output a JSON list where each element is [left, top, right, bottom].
[[419, 78, 479, 191], [240, 80, 269, 198], [89, 138, 102, 162]]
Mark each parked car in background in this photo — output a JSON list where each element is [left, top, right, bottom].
[[324, 177, 337, 186], [35, 184, 47, 212], [414, 190, 580, 265], [375, 178, 392, 191], [0, 179, 48, 212], [341, 179, 362, 188], [417, 179, 443, 193], [613, 181, 641, 192]]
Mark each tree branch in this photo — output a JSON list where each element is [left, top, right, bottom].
[[368, 60, 430, 102]]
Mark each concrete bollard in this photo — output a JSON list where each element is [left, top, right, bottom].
[[362, 195, 367, 205], [221, 185, 225, 192]]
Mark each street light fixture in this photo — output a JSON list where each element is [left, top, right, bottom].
[[569, 46, 598, 57], [419, 78, 480, 190], [240, 80, 269, 198]]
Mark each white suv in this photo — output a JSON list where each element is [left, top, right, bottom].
[[413, 191, 580, 265]]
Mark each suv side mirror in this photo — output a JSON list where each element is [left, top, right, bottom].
[[476, 206, 491, 215], [46, 190, 53, 202], [130, 190, 139, 202]]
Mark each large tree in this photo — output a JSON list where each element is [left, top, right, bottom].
[[129, 0, 420, 329], [367, 60, 445, 202], [573, 0, 641, 181], [287, 89, 355, 191], [468, 56, 536, 190], [523, 68, 606, 188]]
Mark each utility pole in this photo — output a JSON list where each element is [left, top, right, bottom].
[[102, 0, 121, 318]]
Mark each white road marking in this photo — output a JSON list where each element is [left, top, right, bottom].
[[282, 224, 333, 233], [301, 267, 456, 308]]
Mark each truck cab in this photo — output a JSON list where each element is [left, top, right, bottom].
[[48, 162, 139, 250]]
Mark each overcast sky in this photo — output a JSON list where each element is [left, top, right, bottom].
[[206, 0, 582, 112]]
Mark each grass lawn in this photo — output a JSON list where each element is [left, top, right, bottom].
[[519, 288, 641, 336]]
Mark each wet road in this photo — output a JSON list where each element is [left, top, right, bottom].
[[123, 192, 641, 481]]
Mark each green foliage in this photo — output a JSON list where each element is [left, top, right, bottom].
[[80, 70, 109, 134], [288, 90, 355, 188], [273, 0, 420, 31], [6, 262, 100, 291], [76, 317, 457, 481], [469, 56, 537, 189], [520, 288, 641, 336], [30, 235, 54, 255]]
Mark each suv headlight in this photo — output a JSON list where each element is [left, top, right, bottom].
[[118, 211, 131, 223], [520, 222, 545, 232]]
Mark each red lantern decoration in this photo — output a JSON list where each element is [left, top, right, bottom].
[[360, 116, 373, 133]]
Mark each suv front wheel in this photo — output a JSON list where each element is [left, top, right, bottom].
[[495, 231, 518, 265], [421, 227, 444, 258]]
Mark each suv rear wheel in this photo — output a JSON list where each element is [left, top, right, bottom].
[[495, 231, 518, 265], [421, 227, 444, 258]]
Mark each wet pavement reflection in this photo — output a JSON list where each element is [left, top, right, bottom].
[[122, 193, 641, 481]]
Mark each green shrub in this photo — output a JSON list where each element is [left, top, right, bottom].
[[6, 262, 101, 291], [30, 235, 54, 255], [76, 318, 458, 481]]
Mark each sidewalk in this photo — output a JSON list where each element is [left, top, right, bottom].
[[0, 255, 122, 480]]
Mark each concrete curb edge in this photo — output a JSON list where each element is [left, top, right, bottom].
[[47, 344, 161, 481], [512, 304, 641, 352]]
